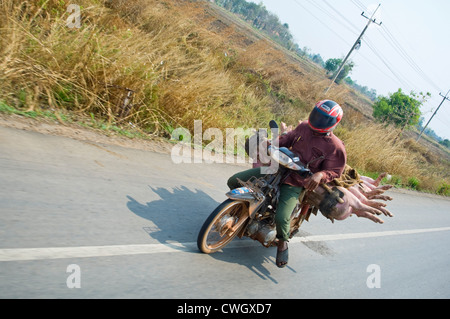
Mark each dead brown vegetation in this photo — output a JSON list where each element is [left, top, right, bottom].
[[0, 0, 448, 194]]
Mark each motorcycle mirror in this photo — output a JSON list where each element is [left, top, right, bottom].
[[269, 120, 278, 129]]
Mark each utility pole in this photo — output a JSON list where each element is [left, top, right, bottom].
[[416, 89, 450, 141], [325, 4, 382, 95]]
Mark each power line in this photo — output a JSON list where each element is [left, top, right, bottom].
[[294, 1, 403, 92], [378, 24, 442, 92], [351, 0, 366, 11], [292, 0, 441, 100], [417, 90, 450, 141], [361, 0, 443, 93], [304, 0, 355, 35], [322, 0, 360, 35], [291, 0, 352, 46], [298, 0, 409, 89], [323, 0, 359, 35], [363, 37, 416, 90], [348, 1, 415, 88], [351, 49, 402, 86], [325, 4, 383, 94], [376, 2, 442, 91]]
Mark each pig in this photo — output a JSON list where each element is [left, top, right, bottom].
[[358, 173, 394, 201], [347, 184, 394, 217], [306, 185, 393, 224], [357, 183, 393, 201], [360, 172, 388, 187]]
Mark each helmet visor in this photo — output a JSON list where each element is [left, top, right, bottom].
[[308, 108, 338, 131]]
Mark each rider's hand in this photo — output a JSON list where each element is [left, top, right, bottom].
[[304, 172, 324, 192], [280, 122, 292, 135]]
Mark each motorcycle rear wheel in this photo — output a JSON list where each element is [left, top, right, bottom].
[[197, 199, 248, 254]]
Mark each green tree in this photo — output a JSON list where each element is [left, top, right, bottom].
[[324, 58, 341, 74], [214, 0, 295, 50], [324, 58, 354, 83], [372, 89, 430, 132], [440, 139, 450, 148], [334, 61, 354, 84], [311, 53, 325, 67]]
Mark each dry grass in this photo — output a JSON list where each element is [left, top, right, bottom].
[[335, 123, 423, 180], [0, 0, 448, 194], [0, 0, 273, 134]]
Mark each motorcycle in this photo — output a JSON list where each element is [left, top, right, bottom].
[[197, 121, 317, 254]]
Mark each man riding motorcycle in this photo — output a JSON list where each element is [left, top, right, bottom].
[[227, 100, 347, 268]]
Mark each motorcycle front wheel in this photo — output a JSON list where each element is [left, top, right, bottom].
[[197, 199, 249, 254]]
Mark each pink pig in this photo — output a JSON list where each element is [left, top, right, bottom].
[[358, 173, 394, 201], [307, 185, 393, 224]]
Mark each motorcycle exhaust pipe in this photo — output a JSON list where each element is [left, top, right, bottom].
[[247, 221, 277, 247]]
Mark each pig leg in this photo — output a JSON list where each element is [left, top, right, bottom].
[[375, 205, 394, 217], [360, 181, 375, 192], [359, 182, 393, 198], [334, 202, 384, 223], [373, 172, 388, 186], [360, 173, 388, 186], [362, 179, 393, 191], [365, 185, 393, 198], [360, 176, 377, 186], [349, 186, 386, 213], [353, 210, 385, 224], [349, 185, 394, 217], [369, 194, 393, 201], [349, 185, 381, 204], [376, 184, 393, 191], [335, 187, 385, 223]]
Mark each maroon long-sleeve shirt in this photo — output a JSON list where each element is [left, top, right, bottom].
[[278, 121, 347, 187]]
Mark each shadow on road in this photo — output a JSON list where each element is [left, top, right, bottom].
[[126, 185, 287, 283], [209, 246, 295, 284], [126, 185, 218, 244]]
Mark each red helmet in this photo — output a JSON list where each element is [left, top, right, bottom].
[[308, 100, 343, 133]]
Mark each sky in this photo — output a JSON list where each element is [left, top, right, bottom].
[[248, 0, 450, 140]]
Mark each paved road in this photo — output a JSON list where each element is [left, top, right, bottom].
[[0, 125, 449, 299]]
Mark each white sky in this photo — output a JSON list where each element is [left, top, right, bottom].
[[248, 0, 450, 140]]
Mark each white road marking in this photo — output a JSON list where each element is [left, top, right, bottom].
[[1, 227, 449, 261], [290, 227, 450, 243]]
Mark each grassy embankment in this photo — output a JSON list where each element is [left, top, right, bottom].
[[0, 0, 448, 195]]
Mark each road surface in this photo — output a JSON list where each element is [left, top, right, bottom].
[[0, 125, 449, 299]]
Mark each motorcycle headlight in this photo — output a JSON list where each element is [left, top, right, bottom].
[[269, 146, 303, 171], [270, 149, 292, 166]]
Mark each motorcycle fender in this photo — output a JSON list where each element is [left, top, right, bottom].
[[226, 188, 265, 217], [226, 192, 255, 201]]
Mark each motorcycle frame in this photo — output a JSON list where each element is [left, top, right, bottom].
[[226, 167, 311, 242]]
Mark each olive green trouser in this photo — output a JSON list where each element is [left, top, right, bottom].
[[227, 168, 303, 242]]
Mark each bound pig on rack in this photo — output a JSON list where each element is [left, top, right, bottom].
[[305, 167, 394, 224]]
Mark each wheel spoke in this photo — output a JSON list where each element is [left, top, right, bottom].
[[201, 201, 247, 252]]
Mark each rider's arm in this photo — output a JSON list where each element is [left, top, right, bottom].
[[318, 145, 347, 184], [278, 122, 302, 149]]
